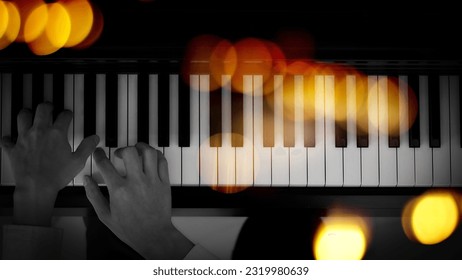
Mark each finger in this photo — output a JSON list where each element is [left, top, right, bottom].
[[53, 110, 73, 134], [83, 176, 110, 223], [33, 102, 54, 128], [115, 146, 143, 176], [17, 108, 33, 135], [73, 135, 99, 162], [158, 152, 170, 185], [0, 136, 14, 151], [135, 142, 158, 176], [93, 147, 121, 187]]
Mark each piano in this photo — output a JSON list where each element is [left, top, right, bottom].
[[1, 0, 462, 216]]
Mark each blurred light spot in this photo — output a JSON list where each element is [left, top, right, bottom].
[[0, 1, 8, 40], [314, 213, 369, 260], [62, 0, 94, 47], [24, 3, 48, 43], [232, 38, 273, 94], [275, 29, 315, 61], [0, 1, 21, 50], [262, 41, 287, 95], [72, 3, 104, 50], [13, 0, 43, 42], [402, 191, 459, 245], [210, 39, 236, 90]]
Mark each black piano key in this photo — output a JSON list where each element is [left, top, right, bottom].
[[284, 75, 295, 147], [209, 87, 222, 147], [231, 90, 244, 147], [137, 71, 150, 144], [84, 74, 97, 137], [105, 73, 118, 148], [408, 75, 420, 147], [335, 76, 347, 148], [388, 77, 400, 148], [11, 73, 23, 140], [356, 75, 369, 148], [428, 75, 441, 148], [263, 91, 274, 147], [178, 76, 190, 147], [157, 64, 170, 147], [53, 72, 65, 120], [304, 75, 315, 147], [32, 73, 44, 111]]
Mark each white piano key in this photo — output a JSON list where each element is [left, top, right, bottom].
[[397, 76, 415, 187], [289, 75, 307, 186], [308, 75, 325, 186], [1, 73, 14, 185], [236, 75, 254, 186], [128, 74, 138, 146], [44, 74, 53, 103], [23, 74, 32, 108], [433, 76, 451, 187], [450, 76, 462, 186], [361, 76, 379, 187], [218, 76, 235, 187], [343, 75, 361, 187], [111, 74, 128, 177], [148, 74, 159, 149], [92, 74, 108, 185], [415, 76, 433, 186], [253, 75, 272, 186], [73, 74, 90, 185], [64, 74, 74, 186], [199, 75, 218, 186], [378, 76, 397, 187], [325, 75, 344, 186], [164, 75, 182, 185], [182, 75, 200, 186], [272, 75, 289, 186]]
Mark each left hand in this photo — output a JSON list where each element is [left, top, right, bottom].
[[0, 103, 99, 226]]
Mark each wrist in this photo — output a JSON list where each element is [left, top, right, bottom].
[[13, 186, 59, 227]]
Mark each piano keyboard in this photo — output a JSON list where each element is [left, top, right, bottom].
[[1, 64, 461, 188]]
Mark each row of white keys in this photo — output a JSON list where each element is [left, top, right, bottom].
[[343, 75, 361, 186], [236, 75, 254, 185], [415, 76, 433, 186], [397, 76, 415, 187], [433, 76, 451, 186], [272, 75, 289, 186], [217, 76, 235, 186], [199, 75, 218, 185], [325, 75, 343, 186], [361, 76, 379, 186], [182, 75, 199, 185], [450, 76, 462, 186], [253, 75, 271, 186], [163, 74, 182, 185], [308, 75, 325, 186], [289, 75, 308, 186], [378, 76, 397, 187]]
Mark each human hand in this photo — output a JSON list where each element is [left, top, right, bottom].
[[84, 143, 194, 259], [0, 103, 99, 226]]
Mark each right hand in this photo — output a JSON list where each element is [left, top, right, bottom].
[[83, 143, 194, 259]]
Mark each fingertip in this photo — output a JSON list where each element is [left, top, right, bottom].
[[93, 147, 107, 161]]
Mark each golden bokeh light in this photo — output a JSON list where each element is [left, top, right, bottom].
[[23, 2, 48, 43], [209, 38, 237, 90], [0, 1, 8, 40], [72, 2, 104, 50], [0, 1, 21, 50], [232, 38, 273, 94], [28, 2, 71, 56], [62, 0, 94, 47], [12, 0, 42, 42], [402, 191, 459, 245], [313, 213, 370, 260], [261, 41, 287, 95]]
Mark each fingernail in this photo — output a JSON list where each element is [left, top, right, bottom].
[[93, 135, 100, 145]]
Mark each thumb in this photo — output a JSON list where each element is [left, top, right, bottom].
[[83, 176, 110, 223], [74, 135, 99, 162]]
